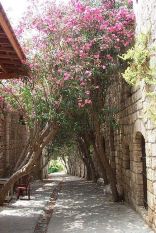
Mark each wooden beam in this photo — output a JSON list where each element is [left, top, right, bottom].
[[0, 42, 10, 46], [0, 38, 9, 43], [0, 4, 27, 78], [0, 64, 7, 73], [0, 47, 15, 53], [0, 35, 7, 39], [0, 54, 18, 59], [0, 59, 21, 65], [0, 72, 27, 79], [0, 73, 18, 79], [0, 10, 26, 62]]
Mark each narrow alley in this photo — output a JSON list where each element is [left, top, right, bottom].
[[0, 0, 156, 232]]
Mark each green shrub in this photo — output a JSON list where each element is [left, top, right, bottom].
[[48, 160, 64, 173]]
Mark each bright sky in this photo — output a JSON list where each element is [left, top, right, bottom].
[[0, 0, 68, 26], [0, 0, 28, 25]]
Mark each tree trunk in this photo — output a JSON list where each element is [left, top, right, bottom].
[[0, 123, 59, 205], [83, 135, 100, 182], [91, 109, 119, 202], [85, 163, 92, 180], [80, 154, 92, 180], [109, 127, 116, 175], [92, 142, 108, 184], [95, 127, 119, 202], [88, 132, 108, 184], [77, 137, 95, 180]]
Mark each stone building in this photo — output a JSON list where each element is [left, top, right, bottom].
[[0, 3, 28, 177], [105, 0, 156, 230]]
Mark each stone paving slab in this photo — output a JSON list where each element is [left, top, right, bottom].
[[47, 175, 154, 233], [0, 174, 63, 233]]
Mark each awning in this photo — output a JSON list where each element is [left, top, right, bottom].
[[0, 3, 27, 79]]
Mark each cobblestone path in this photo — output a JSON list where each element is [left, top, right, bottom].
[[47, 175, 154, 233]]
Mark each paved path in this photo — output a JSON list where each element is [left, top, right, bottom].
[[0, 174, 63, 233], [47, 175, 154, 233]]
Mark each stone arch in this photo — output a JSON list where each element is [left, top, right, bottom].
[[120, 137, 132, 202], [121, 135, 133, 170], [132, 119, 146, 142], [132, 130, 148, 209]]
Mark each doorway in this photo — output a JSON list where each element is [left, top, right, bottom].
[[135, 132, 147, 209]]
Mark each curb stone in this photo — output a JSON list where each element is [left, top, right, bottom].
[[34, 181, 63, 233]]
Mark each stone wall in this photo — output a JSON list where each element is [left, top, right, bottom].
[[0, 111, 27, 177], [107, 79, 156, 229], [32, 150, 49, 180], [67, 154, 86, 179], [102, 0, 156, 229], [133, 0, 156, 38]]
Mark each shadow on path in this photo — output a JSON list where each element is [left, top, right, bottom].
[[0, 174, 63, 233], [47, 175, 153, 233]]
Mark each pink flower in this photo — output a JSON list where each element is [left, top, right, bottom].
[[66, 37, 73, 43], [80, 82, 85, 86], [58, 69, 62, 74], [85, 99, 92, 105], [75, 2, 85, 13], [94, 54, 100, 59], [29, 64, 34, 69], [85, 91, 90, 95], [106, 54, 113, 60], [78, 103, 85, 108], [79, 50, 87, 58], [100, 22, 109, 30], [115, 23, 123, 31], [108, 27, 116, 33], [84, 42, 92, 51], [64, 72, 70, 80], [128, 0, 133, 4], [85, 70, 92, 77]]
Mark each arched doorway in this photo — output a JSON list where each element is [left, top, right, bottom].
[[135, 132, 148, 209], [122, 144, 131, 202]]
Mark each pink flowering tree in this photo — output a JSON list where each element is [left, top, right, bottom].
[[0, 0, 134, 203]]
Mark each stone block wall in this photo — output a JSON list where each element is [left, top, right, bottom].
[[0, 111, 27, 177], [103, 77, 156, 230], [102, 1, 156, 230], [67, 154, 86, 179], [32, 150, 49, 180]]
